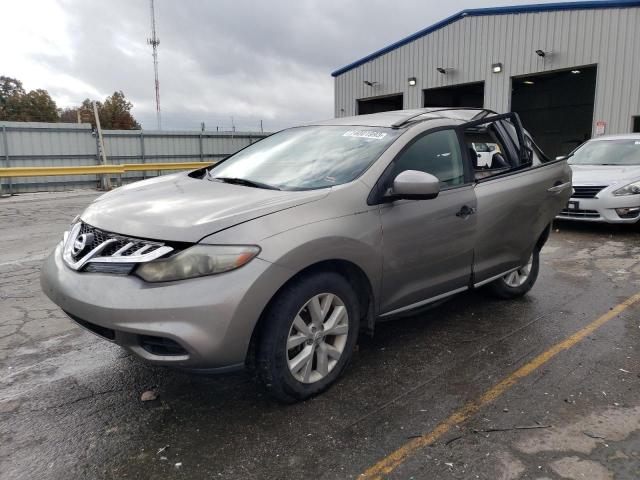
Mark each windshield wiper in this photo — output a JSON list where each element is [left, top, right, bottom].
[[211, 176, 281, 190]]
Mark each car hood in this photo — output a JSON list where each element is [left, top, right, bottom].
[[81, 172, 329, 242], [569, 164, 640, 186]]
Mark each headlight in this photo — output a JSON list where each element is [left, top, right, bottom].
[[135, 245, 260, 283], [613, 180, 640, 196]]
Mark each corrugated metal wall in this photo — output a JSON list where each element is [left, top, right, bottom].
[[0, 121, 269, 194], [335, 6, 640, 135]]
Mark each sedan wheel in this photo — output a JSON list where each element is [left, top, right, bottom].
[[502, 254, 534, 288], [286, 293, 349, 384]]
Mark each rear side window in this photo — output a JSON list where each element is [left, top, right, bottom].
[[390, 129, 465, 187]]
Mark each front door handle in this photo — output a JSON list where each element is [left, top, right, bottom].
[[547, 181, 571, 193], [456, 205, 476, 218]]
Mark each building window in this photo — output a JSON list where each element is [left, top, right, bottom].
[[633, 116, 640, 133]]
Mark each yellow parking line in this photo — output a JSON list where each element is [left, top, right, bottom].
[[361, 291, 640, 479]]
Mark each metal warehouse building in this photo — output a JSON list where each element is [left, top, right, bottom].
[[332, 0, 640, 157]]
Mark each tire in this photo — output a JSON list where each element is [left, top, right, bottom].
[[255, 271, 360, 403], [484, 249, 540, 299]]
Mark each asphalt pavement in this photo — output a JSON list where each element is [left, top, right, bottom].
[[1, 191, 639, 480]]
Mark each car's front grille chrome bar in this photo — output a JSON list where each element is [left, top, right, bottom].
[[113, 242, 134, 256], [558, 208, 600, 218], [62, 222, 173, 271], [571, 185, 607, 199]]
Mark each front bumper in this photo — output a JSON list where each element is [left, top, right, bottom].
[[556, 195, 640, 224], [40, 243, 292, 369]]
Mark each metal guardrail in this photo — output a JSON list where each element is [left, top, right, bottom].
[[119, 162, 214, 172], [0, 162, 214, 178], [0, 122, 269, 194]]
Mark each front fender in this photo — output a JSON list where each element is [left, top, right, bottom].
[[257, 211, 383, 310]]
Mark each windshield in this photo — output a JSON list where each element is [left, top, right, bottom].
[[569, 139, 640, 166], [208, 125, 403, 190]]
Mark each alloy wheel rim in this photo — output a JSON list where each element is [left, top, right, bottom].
[[503, 254, 534, 288], [286, 293, 349, 384]]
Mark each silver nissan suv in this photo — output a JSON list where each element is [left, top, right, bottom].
[[41, 108, 571, 402]]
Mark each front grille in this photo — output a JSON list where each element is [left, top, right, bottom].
[[83, 263, 136, 275], [559, 208, 600, 218], [63, 222, 174, 271], [571, 185, 606, 199], [77, 222, 165, 258]]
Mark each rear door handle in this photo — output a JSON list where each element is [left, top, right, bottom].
[[547, 181, 571, 193], [456, 205, 476, 218]]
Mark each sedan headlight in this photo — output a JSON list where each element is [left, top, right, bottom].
[[613, 180, 640, 196], [135, 245, 260, 283]]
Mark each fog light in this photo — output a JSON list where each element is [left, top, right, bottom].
[[615, 207, 640, 218]]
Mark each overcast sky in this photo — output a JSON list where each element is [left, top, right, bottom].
[[2, 0, 560, 131]]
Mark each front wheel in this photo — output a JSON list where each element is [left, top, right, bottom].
[[255, 272, 359, 403], [484, 249, 540, 299]]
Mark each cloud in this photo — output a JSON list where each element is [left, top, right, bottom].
[[2, 0, 560, 131]]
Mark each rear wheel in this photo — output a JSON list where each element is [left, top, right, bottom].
[[255, 272, 359, 403], [484, 249, 539, 299]]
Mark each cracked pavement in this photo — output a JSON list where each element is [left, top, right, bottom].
[[1, 191, 639, 479]]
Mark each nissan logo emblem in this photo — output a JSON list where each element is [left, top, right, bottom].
[[71, 232, 94, 257]]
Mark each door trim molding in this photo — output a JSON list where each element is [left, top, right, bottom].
[[379, 286, 468, 318], [473, 266, 520, 288]]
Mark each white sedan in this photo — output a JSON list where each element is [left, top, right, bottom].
[[472, 142, 494, 167], [557, 134, 640, 224]]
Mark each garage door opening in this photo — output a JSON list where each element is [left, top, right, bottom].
[[511, 66, 596, 158], [424, 82, 485, 108], [357, 94, 403, 115]]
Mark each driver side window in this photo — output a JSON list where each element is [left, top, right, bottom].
[[391, 129, 465, 188]]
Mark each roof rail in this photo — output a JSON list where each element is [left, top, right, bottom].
[[390, 107, 493, 128], [390, 111, 436, 128]]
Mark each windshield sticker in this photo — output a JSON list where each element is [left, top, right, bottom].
[[342, 130, 388, 140]]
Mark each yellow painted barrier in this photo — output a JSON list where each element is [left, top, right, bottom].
[[0, 162, 214, 178], [0, 165, 125, 177], [121, 162, 213, 172]]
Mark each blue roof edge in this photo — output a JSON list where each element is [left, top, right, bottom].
[[330, 0, 640, 77]]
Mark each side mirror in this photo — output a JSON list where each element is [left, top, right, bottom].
[[477, 152, 481, 158], [389, 170, 440, 200]]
